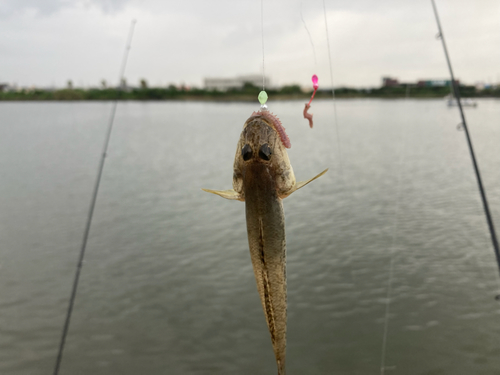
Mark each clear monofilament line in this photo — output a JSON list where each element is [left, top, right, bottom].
[[322, 0, 359, 284], [380, 227, 398, 375], [261, 0, 265, 91], [322, 0, 342, 176], [300, 2, 317, 67], [380, 103, 409, 375], [380, 154, 405, 375]]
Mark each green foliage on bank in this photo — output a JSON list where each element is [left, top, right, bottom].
[[1, 82, 499, 101]]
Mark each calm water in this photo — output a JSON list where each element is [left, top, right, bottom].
[[0, 99, 499, 375]]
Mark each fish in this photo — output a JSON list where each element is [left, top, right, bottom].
[[203, 109, 327, 375]]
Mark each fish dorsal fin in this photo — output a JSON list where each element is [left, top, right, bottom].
[[280, 168, 328, 199], [202, 188, 244, 201]]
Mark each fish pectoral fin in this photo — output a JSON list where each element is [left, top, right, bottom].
[[280, 168, 328, 198], [295, 168, 328, 190], [201, 188, 244, 201]]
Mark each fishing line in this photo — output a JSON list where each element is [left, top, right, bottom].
[[379, 102, 411, 375], [321, 0, 360, 285], [52, 19, 137, 375], [431, 0, 500, 298], [300, 3, 317, 67], [299, 3, 319, 129], [322, 0, 343, 176], [261, 0, 265, 91]]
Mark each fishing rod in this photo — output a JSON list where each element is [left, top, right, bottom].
[[431, 0, 500, 297], [52, 19, 137, 375]]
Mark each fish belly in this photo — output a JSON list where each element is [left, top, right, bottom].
[[245, 182, 287, 375]]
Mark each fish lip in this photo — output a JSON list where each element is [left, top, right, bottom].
[[245, 110, 291, 149]]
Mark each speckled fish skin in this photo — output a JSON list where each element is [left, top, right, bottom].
[[234, 117, 291, 375], [202, 113, 327, 375]]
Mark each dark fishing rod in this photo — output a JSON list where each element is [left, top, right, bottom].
[[431, 0, 500, 295], [53, 19, 137, 375]]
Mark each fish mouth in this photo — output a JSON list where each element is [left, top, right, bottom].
[[246, 110, 291, 149]]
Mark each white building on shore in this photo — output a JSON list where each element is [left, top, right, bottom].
[[204, 75, 270, 91]]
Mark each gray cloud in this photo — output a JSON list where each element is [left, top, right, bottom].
[[0, 0, 498, 88], [0, 0, 129, 18]]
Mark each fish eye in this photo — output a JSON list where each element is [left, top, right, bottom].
[[259, 143, 272, 161], [242, 144, 253, 161]]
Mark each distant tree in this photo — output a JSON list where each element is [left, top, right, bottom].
[[279, 84, 302, 95], [241, 82, 259, 94], [242, 82, 259, 90], [140, 79, 148, 89], [101, 79, 107, 89], [67, 80, 73, 89], [120, 78, 127, 89]]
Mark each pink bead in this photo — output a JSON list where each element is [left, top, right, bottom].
[[312, 74, 319, 89]]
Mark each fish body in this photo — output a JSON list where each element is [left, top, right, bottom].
[[244, 160, 287, 374], [203, 111, 327, 375]]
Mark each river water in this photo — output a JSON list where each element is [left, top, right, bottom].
[[0, 99, 499, 374]]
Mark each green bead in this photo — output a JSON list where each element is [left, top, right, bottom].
[[258, 90, 268, 105]]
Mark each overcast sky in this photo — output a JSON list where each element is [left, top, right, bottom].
[[1, 0, 499, 88]]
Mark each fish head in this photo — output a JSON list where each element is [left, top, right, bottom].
[[202, 110, 327, 201], [232, 111, 296, 199]]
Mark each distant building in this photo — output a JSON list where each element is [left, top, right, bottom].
[[204, 75, 270, 91], [382, 77, 465, 89], [382, 77, 399, 87], [416, 79, 459, 87], [475, 82, 486, 91]]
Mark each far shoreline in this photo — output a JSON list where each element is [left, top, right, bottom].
[[1, 94, 498, 102], [1, 84, 498, 102]]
